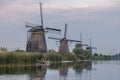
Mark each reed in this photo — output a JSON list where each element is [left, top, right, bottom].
[[47, 52, 78, 62], [0, 52, 41, 67], [0, 51, 79, 67]]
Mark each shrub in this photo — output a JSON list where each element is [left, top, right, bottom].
[[47, 53, 62, 62], [73, 48, 91, 60]]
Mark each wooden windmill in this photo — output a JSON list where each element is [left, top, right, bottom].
[[25, 2, 61, 52], [86, 38, 97, 55], [48, 24, 81, 53], [75, 33, 88, 49]]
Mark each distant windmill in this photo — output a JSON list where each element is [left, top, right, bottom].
[[75, 33, 88, 49], [86, 38, 97, 55], [25, 2, 61, 52], [48, 24, 81, 53]]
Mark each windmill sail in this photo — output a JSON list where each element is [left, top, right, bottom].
[[25, 22, 42, 28], [48, 37, 61, 40], [67, 39, 81, 42], [40, 2, 43, 28], [64, 24, 67, 38], [45, 27, 61, 34]]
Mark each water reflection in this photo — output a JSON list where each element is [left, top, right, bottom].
[[59, 63, 69, 80], [48, 61, 92, 80], [29, 66, 47, 80], [0, 61, 92, 80], [0, 61, 120, 80], [48, 63, 71, 80], [0, 66, 37, 74], [73, 61, 92, 74], [72, 61, 92, 80]]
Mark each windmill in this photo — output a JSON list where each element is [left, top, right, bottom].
[[25, 2, 61, 52], [75, 33, 88, 49], [48, 24, 81, 53], [86, 38, 97, 55]]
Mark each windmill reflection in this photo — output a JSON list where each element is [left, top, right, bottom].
[[59, 63, 71, 80], [29, 65, 47, 80], [73, 61, 92, 80], [59, 63, 69, 80], [0, 61, 93, 80], [48, 61, 92, 80], [73, 61, 92, 73], [48, 63, 71, 80]]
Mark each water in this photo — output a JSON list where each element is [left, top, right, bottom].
[[0, 61, 120, 80]]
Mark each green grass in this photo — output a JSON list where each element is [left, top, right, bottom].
[[0, 50, 89, 67], [0, 52, 41, 67], [47, 52, 78, 62]]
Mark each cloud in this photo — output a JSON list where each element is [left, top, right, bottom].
[[0, 0, 120, 53], [0, 0, 41, 25], [0, 0, 16, 6], [39, 0, 119, 11], [0, 0, 119, 17], [111, 0, 120, 5]]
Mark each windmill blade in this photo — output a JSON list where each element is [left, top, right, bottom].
[[48, 37, 61, 40], [45, 27, 61, 34], [46, 27, 61, 32], [67, 39, 81, 42], [39, 2, 44, 28], [82, 44, 88, 46], [90, 38, 92, 47], [91, 47, 97, 49], [64, 24, 67, 38], [25, 22, 41, 28], [80, 33, 82, 43], [55, 41, 59, 48]]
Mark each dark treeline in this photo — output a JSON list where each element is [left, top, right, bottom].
[[93, 53, 120, 60]]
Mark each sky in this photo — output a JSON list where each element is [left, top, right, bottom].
[[0, 0, 120, 55]]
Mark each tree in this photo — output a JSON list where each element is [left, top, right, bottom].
[[73, 48, 91, 60]]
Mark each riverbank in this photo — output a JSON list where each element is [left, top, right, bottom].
[[0, 52, 79, 67], [0, 52, 40, 67], [0, 51, 119, 67]]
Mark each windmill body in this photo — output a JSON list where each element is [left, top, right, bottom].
[[26, 3, 61, 53], [59, 38, 69, 53], [26, 26, 47, 52]]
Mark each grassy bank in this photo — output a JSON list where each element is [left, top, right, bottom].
[[0, 52, 79, 67], [0, 51, 119, 67], [47, 52, 78, 62], [0, 52, 40, 67], [0, 48, 93, 67]]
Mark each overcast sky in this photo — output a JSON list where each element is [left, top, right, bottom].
[[0, 0, 120, 54]]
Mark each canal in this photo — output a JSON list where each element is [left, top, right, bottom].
[[0, 61, 120, 80]]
